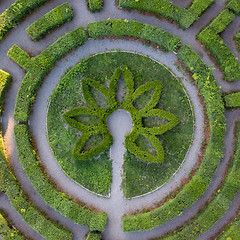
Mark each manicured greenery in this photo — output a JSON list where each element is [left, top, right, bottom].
[[227, 0, 240, 14], [0, 70, 12, 116], [12, 27, 88, 122], [26, 2, 74, 41], [0, 211, 25, 240], [7, 45, 31, 70], [86, 231, 102, 240], [157, 121, 240, 239], [88, 0, 103, 12], [224, 92, 240, 107], [197, 7, 240, 81], [48, 52, 193, 197], [234, 31, 240, 52], [87, 19, 181, 52], [14, 124, 107, 231], [118, 0, 214, 29], [217, 214, 240, 239], [63, 64, 178, 163], [0, 125, 73, 239], [0, 0, 48, 40], [122, 44, 225, 231]]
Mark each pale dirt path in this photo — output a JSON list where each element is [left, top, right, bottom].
[[0, 193, 44, 240], [103, 110, 133, 240], [0, 0, 240, 239]]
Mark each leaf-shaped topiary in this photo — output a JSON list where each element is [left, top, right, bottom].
[[63, 66, 179, 163]]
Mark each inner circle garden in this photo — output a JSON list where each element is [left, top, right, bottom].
[[47, 51, 194, 198]]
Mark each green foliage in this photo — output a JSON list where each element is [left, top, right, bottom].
[[206, 9, 235, 34], [0, 70, 12, 116], [217, 214, 240, 239], [88, 0, 103, 12], [13, 27, 88, 122], [227, 0, 240, 14], [86, 231, 102, 240], [159, 121, 240, 239], [118, 0, 214, 29], [63, 65, 178, 163], [0, 211, 25, 240], [122, 45, 225, 231], [197, 8, 240, 81], [224, 92, 240, 107], [0, 125, 73, 239], [0, 0, 48, 40], [87, 19, 181, 52], [48, 52, 193, 197], [234, 31, 240, 52], [26, 2, 74, 41], [7, 45, 31, 69], [14, 124, 107, 231]]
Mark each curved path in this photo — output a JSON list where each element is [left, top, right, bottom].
[[0, 0, 240, 239]]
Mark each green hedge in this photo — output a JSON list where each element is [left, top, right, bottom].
[[197, 7, 240, 81], [7, 45, 31, 70], [87, 19, 181, 52], [13, 27, 88, 122], [0, 70, 12, 116], [26, 2, 74, 41], [86, 231, 102, 240], [122, 44, 225, 231], [0, 126, 73, 239], [118, 0, 214, 29], [224, 92, 240, 107], [205, 9, 235, 34], [0, 0, 48, 40], [0, 211, 25, 240], [14, 124, 107, 231], [234, 31, 240, 51], [158, 121, 240, 239], [217, 214, 240, 239], [227, 0, 240, 14], [88, 0, 103, 12]]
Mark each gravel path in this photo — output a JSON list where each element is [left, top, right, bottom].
[[1, 0, 240, 239]]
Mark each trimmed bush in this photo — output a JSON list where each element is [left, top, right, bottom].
[[0, 70, 12, 116], [197, 7, 240, 81], [0, 211, 25, 240], [119, 0, 214, 29], [86, 231, 102, 240], [157, 121, 240, 239], [87, 19, 181, 52], [0, 125, 73, 239], [224, 92, 240, 107], [7, 45, 31, 69], [0, 0, 48, 40], [26, 2, 74, 41], [14, 124, 107, 231], [63, 66, 178, 163], [205, 9, 235, 34], [88, 0, 103, 12], [13, 27, 88, 122], [227, 0, 240, 14], [122, 44, 225, 231], [234, 31, 240, 51]]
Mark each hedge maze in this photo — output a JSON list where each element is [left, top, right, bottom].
[[0, 0, 240, 239]]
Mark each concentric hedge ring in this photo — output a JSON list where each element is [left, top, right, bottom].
[[1, 0, 236, 235], [7, 18, 225, 236]]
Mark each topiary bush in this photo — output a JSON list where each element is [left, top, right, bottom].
[[25, 2, 74, 41]]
